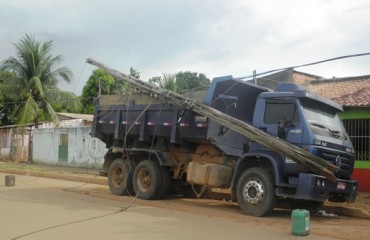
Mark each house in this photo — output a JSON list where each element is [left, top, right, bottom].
[[56, 112, 94, 127], [0, 113, 106, 168], [0, 122, 53, 162], [253, 68, 322, 89], [32, 113, 106, 168]]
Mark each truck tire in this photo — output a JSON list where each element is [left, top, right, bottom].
[[236, 167, 276, 217], [108, 158, 135, 196], [133, 160, 163, 200], [157, 165, 171, 199]]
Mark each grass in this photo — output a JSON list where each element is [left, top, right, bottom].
[[0, 160, 99, 175]]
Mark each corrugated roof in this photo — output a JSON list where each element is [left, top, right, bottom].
[[56, 113, 94, 122], [307, 75, 370, 107]]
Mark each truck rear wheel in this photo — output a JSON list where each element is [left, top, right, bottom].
[[108, 158, 135, 196], [157, 166, 171, 199], [236, 167, 276, 217], [133, 160, 163, 200]]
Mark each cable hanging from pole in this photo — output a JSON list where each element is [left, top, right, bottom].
[[238, 52, 370, 80]]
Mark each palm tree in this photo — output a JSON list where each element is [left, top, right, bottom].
[[149, 73, 176, 91], [0, 34, 79, 127]]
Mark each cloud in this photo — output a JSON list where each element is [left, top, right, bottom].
[[0, 0, 369, 95]]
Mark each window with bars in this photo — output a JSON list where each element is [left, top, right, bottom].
[[342, 119, 370, 161]]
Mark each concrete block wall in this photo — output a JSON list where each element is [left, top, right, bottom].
[[32, 127, 106, 168]]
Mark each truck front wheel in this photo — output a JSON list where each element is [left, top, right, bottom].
[[133, 160, 163, 200], [108, 158, 135, 196], [236, 167, 276, 217]]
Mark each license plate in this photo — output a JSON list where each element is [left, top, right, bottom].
[[337, 182, 346, 190]]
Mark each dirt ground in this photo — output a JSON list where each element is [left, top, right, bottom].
[[1, 161, 369, 240], [72, 187, 370, 240], [1, 161, 368, 216]]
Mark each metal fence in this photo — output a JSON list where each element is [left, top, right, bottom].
[[343, 119, 370, 161]]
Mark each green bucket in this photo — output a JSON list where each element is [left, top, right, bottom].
[[291, 209, 310, 236]]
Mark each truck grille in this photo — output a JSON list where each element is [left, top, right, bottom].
[[321, 151, 353, 179]]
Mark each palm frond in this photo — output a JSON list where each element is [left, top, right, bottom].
[[28, 77, 45, 100], [0, 76, 24, 100], [45, 88, 81, 112], [0, 57, 28, 81], [162, 73, 177, 91], [14, 35, 39, 78], [48, 66, 74, 84], [15, 95, 38, 125], [43, 101, 59, 125]]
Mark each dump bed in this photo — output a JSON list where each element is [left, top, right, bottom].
[[92, 77, 270, 155], [91, 93, 210, 148]]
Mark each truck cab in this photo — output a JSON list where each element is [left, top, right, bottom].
[[253, 82, 357, 203]]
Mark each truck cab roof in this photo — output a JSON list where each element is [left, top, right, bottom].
[[260, 82, 343, 112]]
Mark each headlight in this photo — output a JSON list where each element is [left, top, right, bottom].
[[346, 148, 354, 154], [316, 179, 325, 187], [315, 139, 327, 147]]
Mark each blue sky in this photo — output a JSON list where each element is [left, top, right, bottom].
[[1, 0, 369, 95]]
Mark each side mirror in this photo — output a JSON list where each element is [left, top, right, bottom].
[[278, 120, 293, 139]]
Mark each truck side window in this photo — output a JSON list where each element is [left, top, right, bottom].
[[264, 103, 300, 124]]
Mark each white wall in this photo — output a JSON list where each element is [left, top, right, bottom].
[[32, 127, 107, 168]]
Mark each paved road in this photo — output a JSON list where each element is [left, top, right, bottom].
[[0, 173, 368, 240]]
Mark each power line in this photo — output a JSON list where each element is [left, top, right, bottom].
[[210, 52, 370, 105], [238, 52, 370, 80], [72, 62, 86, 94]]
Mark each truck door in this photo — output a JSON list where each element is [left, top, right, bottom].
[[261, 100, 303, 144]]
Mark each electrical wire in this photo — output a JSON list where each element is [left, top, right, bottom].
[[147, 101, 166, 161], [72, 62, 86, 94], [210, 52, 370, 105], [239, 52, 370, 80], [11, 192, 138, 240], [122, 99, 155, 150], [11, 100, 156, 239]]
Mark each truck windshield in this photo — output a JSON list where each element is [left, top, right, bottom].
[[301, 100, 348, 139]]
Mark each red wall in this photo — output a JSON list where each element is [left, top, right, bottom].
[[352, 169, 370, 192]]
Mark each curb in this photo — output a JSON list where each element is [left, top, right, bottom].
[[0, 169, 107, 185]]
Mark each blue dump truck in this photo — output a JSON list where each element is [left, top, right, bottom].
[[91, 70, 357, 217]]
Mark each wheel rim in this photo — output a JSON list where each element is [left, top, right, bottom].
[[137, 168, 152, 193], [243, 177, 264, 206], [112, 166, 124, 188]]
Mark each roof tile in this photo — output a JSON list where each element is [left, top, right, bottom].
[[307, 77, 370, 107]]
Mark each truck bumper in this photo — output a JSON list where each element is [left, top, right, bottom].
[[288, 172, 358, 203]]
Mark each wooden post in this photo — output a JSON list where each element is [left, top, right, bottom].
[[5, 175, 15, 186]]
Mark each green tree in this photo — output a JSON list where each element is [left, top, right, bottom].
[[80, 68, 131, 114], [149, 73, 176, 91], [129, 67, 140, 79], [0, 34, 79, 126], [0, 71, 16, 125], [175, 71, 210, 93], [0, 71, 15, 83]]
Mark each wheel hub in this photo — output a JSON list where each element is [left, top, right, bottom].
[[243, 178, 264, 205], [137, 169, 152, 192], [113, 168, 124, 186]]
